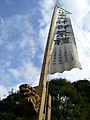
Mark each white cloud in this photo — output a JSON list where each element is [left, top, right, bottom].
[[19, 59, 40, 86], [38, 0, 90, 82], [39, 0, 55, 12], [18, 35, 38, 57], [8, 68, 20, 79], [0, 0, 90, 99], [0, 10, 40, 96], [38, 25, 49, 50], [37, 0, 55, 52], [0, 85, 8, 100], [61, 0, 90, 28], [9, 83, 21, 93], [7, 58, 40, 86], [82, 12, 90, 31], [0, 13, 34, 50]]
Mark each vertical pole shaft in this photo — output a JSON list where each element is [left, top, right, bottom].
[[46, 95, 51, 120], [38, 5, 57, 120]]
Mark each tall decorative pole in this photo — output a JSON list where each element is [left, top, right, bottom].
[[38, 3, 58, 120]]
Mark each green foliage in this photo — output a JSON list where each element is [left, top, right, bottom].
[[0, 79, 90, 120], [49, 78, 90, 120], [0, 91, 23, 120], [0, 111, 16, 120], [16, 117, 23, 120]]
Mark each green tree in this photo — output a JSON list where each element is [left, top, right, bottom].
[[0, 91, 23, 120], [0, 79, 90, 120], [49, 78, 90, 120]]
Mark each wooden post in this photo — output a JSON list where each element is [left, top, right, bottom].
[[38, 6, 57, 120], [46, 95, 51, 120]]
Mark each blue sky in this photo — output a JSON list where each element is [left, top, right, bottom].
[[0, 0, 90, 99], [0, 0, 38, 17]]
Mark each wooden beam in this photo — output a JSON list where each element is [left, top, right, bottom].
[[38, 6, 58, 120]]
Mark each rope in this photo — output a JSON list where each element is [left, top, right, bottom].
[[0, 7, 54, 50], [71, 16, 90, 45], [59, 0, 90, 57], [75, 35, 90, 57]]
